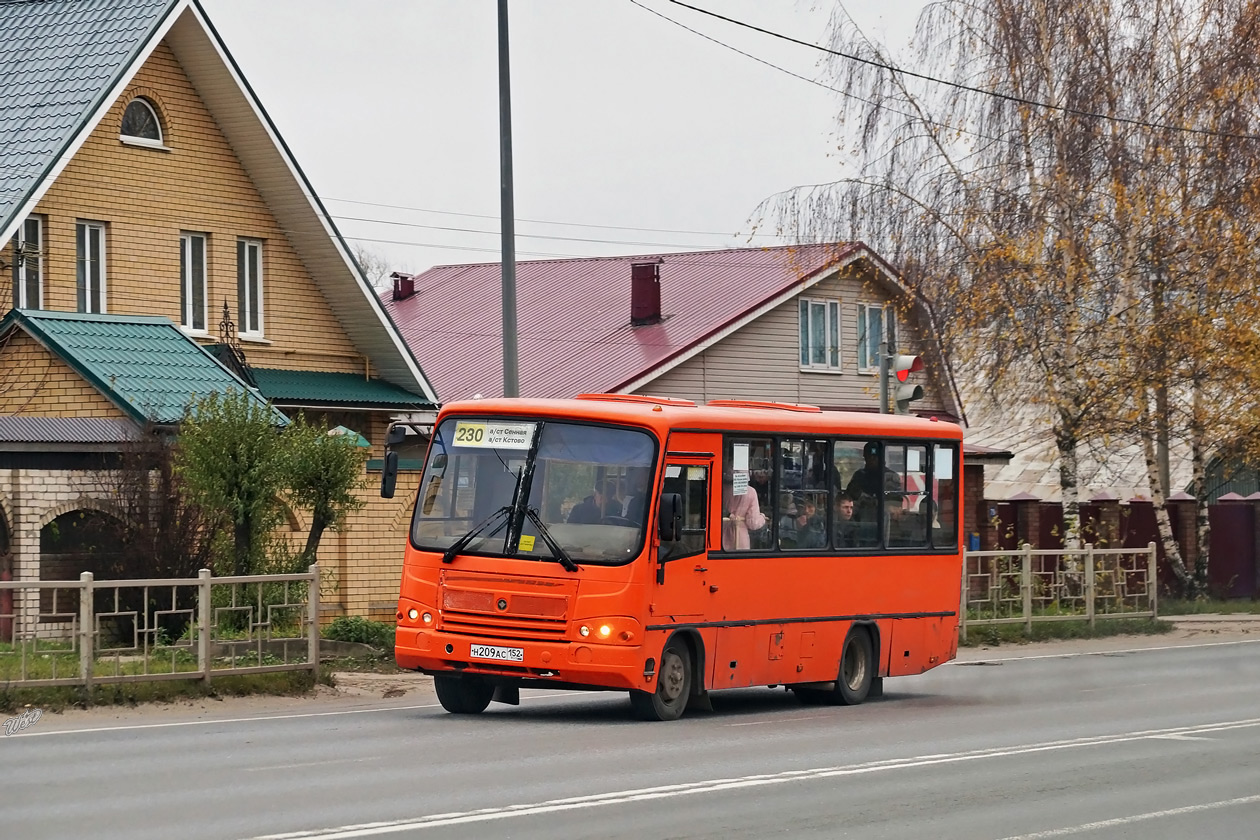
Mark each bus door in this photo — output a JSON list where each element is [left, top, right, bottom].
[[648, 455, 713, 629]]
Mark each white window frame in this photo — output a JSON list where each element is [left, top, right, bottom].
[[180, 232, 208, 332], [119, 98, 166, 149], [237, 238, 264, 336], [76, 221, 107, 314], [856, 303, 896, 373], [798, 297, 842, 371], [12, 215, 43, 309]]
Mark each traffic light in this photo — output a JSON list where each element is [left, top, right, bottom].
[[891, 353, 924, 414]]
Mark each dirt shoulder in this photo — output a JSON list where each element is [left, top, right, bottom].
[[958, 616, 1257, 662]]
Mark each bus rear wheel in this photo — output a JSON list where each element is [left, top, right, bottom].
[[434, 675, 495, 714], [836, 629, 874, 705], [630, 640, 691, 721]]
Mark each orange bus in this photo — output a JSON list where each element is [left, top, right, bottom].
[[383, 394, 963, 721]]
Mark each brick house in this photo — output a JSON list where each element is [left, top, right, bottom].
[[0, 0, 438, 626]]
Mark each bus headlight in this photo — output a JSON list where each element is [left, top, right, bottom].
[[576, 619, 638, 644]]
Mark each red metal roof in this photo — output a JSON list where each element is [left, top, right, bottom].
[[386, 243, 865, 401]]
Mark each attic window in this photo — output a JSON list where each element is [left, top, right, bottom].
[[120, 98, 165, 148]]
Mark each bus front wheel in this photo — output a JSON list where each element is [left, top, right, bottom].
[[630, 640, 691, 721], [434, 675, 494, 714]]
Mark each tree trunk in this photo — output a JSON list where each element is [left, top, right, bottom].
[[1140, 391, 1189, 593], [301, 514, 330, 567], [1190, 379, 1210, 597], [234, 520, 252, 576], [1055, 419, 1081, 549]]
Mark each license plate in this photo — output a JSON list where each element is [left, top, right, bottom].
[[469, 643, 524, 663]]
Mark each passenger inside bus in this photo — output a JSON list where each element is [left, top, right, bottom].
[[844, 441, 903, 522], [781, 493, 825, 549], [833, 492, 857, 547], [721, 467, 767, 550], [620, 467, 652, 523], [567, 481, 610, 524]]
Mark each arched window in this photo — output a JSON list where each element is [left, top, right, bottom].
[[120, 98, 163, 145]]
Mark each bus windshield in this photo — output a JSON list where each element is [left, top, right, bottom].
[[411, 417, 657, 565]]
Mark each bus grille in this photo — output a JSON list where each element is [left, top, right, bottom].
[[441, 610, 567, 641], [440, 588, 569, 641]]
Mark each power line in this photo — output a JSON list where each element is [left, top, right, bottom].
[[322, 195, 780, 239], [330, 213, 737, 250], [626, 0, 1004, 146], [664, 0, 1260, 142]]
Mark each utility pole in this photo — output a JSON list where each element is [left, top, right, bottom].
[[878, 339, 890, 414], [498, 0, 519, 397]]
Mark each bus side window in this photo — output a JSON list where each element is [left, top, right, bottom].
[[723, 437, 773, 551], [659, 463, 708, 560], [835, 439, 880, 547], [932, 445, 959, 548], [887, 444, 928, 548]]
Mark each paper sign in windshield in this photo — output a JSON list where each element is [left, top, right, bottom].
[[452, 421, 535, 450]]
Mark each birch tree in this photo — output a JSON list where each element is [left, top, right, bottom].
[[760, 0, 1260, 585]]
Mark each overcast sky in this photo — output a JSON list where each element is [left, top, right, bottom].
[[199, 0, 926, 276]]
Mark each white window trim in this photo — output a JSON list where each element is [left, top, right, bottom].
[[798, 296, 843, 372], [856, 303, 896, 374], [76, 221, 107, 314], [120, 136, 171, 151], [180, 232, 208, 333], [14, 215, 43, 309], [120, 98, 165, 147], [238, 238, 264, 337]]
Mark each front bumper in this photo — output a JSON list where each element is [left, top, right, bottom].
[[395, 627, 647, 691]]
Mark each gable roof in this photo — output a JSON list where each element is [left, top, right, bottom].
[[0, 0, 436, 403], [386, 243, 947, 404], [0, 309, 280, 425]]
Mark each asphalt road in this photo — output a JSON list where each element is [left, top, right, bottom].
[[5, 632, 1259, 840]]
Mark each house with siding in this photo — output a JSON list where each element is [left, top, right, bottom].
[[386, 243, 1004, 542], [0, 0, 438, 625]]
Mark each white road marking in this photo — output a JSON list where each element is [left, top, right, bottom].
[[989, 793, 1260, 839], [246, 757, 382, 772], [1147, 733, 1215, 741], [5, 691, 589, 739], [241, 717, 1260, 839], [727, 715, 829, 727]]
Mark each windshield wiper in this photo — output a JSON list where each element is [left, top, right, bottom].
[[441, 506, 512, 564], [524, 507, 579, 572]]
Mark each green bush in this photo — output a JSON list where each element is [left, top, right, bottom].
[[323, 616, 395, 651]]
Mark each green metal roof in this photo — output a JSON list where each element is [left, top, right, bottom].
[[251, 367, 435, 410], [1, 309, 279, 424]]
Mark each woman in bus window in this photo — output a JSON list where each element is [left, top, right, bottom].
[[722, 469, 767, 550]]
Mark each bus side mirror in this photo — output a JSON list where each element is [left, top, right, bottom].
[[380, 450, 399, 499], [658, 492, 683, 542], [386, 425, 408, 447]]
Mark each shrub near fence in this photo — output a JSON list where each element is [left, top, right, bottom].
[[961, 544, 1158, 642], [0, 566, 319, 688]]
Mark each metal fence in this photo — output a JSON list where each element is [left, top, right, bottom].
[[960, 543, 1158, 642], [0, 565, 319, 688]]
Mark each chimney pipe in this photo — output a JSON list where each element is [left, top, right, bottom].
[[630, 261, 662, 325], [391, 272, 415, 301]]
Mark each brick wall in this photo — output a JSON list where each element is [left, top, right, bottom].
[[28, 42, 363, 376], [0, 332, 126, 417]]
